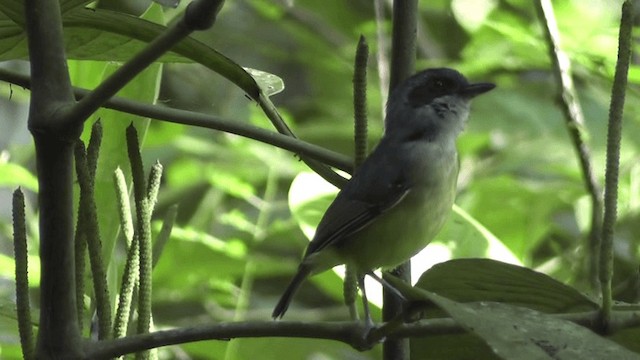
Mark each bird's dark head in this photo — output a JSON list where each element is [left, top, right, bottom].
[[385, 68, 495, 139], [404, 68, 495, 106]]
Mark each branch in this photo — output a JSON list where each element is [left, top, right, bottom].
[[68, 0, 224, 125], [24, 0, 83, 356], [25, 0, 77, 134], [257, 94, 349, 187], [84, 321, 367, 359], [81, 309, 640, 359], [383, 1, 418, 359], [534, 0, 604, 293], [0, 68, 353, 174]]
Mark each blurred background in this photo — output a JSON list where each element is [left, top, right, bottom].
[[0, 0, 637, 358]]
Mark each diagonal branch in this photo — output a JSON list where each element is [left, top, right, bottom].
[[0, 68, 353, 173], [534, 0, 603, 292], [68, 0, 224, 125]]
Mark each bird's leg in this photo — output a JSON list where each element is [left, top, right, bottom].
[[357, 274, 374, 330], [366, 271, 407, 302], [344, 265, 360, 321]]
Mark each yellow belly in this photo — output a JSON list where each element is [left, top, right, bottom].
[[336, 179, 456, 272]]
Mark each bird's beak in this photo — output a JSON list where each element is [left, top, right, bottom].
[[460, 82, 496, 99]]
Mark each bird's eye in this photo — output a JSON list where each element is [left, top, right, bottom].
[[406, 75, 458, 107]]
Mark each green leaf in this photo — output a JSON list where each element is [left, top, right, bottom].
[[415, 258, 597, 314], [0, 162, 38, 192], [416, 293, 639, 360], [0, 3, 263, 100], [435, 205, 520, 263]]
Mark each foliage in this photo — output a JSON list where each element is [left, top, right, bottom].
[[0, 0, 638, 359]]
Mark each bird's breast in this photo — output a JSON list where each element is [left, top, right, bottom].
[[338, 145, 459, 271]]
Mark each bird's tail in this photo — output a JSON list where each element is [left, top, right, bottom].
[[272, 266, 311, 319]]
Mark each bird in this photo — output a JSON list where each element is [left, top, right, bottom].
[[272, 68, 495, 322]]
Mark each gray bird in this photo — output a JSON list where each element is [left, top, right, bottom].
[[273, 68, 495, 321]]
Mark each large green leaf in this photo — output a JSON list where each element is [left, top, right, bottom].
[[418, 293, 639, 360], [415, 258, 598, 313], [0, 2, 261, 99]]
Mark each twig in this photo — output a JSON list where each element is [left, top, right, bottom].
[[82, 309, 640, 360], [0, 68, 353, 174], [373, 0, 390, 112], [534, 0, 604, 293], [68, 0, 225, 125]]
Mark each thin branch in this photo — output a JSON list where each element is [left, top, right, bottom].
[[600, 0, 634, 330], [257, 94, 349, 187], [0, 68, 353, 174], [374, 0, 390, 111], [383, 1, 418, 359], [68, 0, 224, 125], [85, 321, 370, 360], [82, 309, 639, 360], [534, 0, 604, 294]]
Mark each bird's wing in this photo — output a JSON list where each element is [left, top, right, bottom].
[[304, 145, 411, 256]]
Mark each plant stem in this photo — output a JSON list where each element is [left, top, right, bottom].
[[534, 0, 604, 295], [383, 1, 417, 359], [13, 189, 34, 360], [600, 0, 633, 331]]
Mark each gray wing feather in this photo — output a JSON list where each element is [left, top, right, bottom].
[[304, 142, 411, 256]]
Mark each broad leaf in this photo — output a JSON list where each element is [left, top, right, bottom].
[[415, 258, 598, 313]]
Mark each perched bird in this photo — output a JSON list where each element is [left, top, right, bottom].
[[273, 68, 495, 320]]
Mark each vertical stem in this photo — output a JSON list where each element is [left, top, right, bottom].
[[34, 136, 83, 358], [25, 0, 81, 356], [534, 0, 603, 294], [384, 1, 417, 359], [75, 142, 112, 339], [345, 35, 370, 321], [388, 1, 417, 90], [353, 35, 370, 168], [600, 0, 633, 331]]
